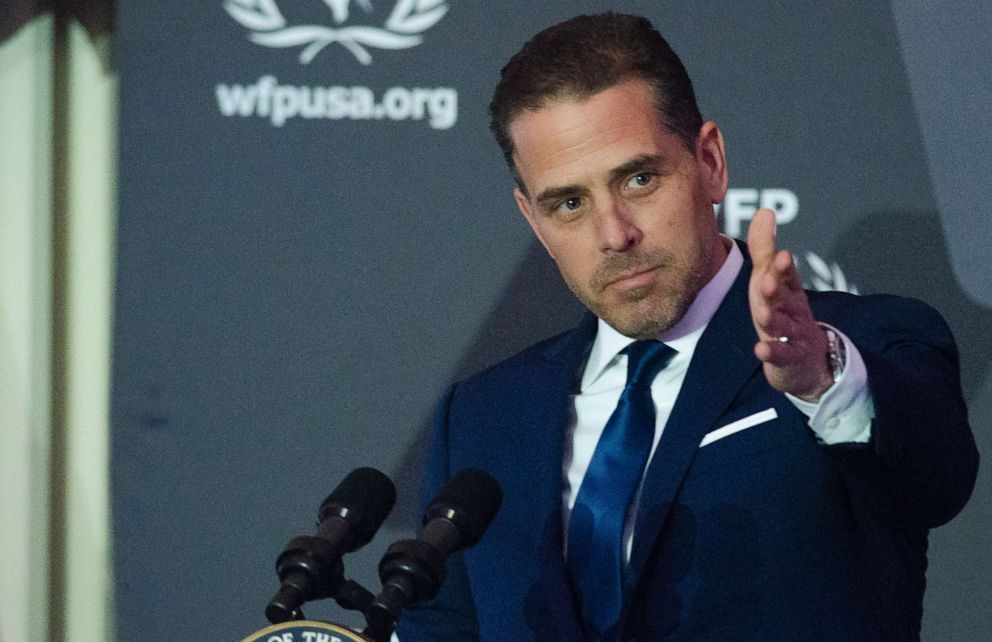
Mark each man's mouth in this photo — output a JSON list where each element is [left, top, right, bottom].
[[604, 264, 661, 291]]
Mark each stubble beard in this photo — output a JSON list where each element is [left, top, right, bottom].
[[568, 244, 716, 340]]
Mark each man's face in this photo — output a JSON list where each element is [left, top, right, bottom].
[[510, 79, 729, 339]]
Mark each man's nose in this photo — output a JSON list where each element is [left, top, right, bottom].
[[596, 199, 641, 253]]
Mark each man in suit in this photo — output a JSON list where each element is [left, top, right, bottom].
[[395, 13, 978, 641]]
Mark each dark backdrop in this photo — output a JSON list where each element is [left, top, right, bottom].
[[111, 1, 991, 638]]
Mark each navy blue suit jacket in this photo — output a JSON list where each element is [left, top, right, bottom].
[[396, 257, 978, 641]]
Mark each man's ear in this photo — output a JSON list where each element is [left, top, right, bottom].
[[695, 121, 729, 204], [514, 187, 554, 258]]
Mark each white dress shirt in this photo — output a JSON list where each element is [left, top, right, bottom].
[[563, 240, 874, 561]]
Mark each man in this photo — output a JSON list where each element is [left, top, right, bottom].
[[396, 13, 978, 641]]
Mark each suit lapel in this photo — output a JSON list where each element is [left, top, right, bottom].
[[624, 258, 761, 593], [516, 315, 597, 640]]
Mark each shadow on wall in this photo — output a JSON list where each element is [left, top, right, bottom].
[[833, 210, 992, 400], [388, 240, 585, 526]]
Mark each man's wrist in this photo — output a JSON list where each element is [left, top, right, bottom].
[[787, 324, 873, 444], [793, 324, 839, 403], [794, 372, 834, 403]]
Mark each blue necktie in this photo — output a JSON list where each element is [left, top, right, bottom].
[[567, 340, 676, 640]]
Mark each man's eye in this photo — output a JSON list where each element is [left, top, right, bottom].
[[626, 173, 653, 189], [555, 197, 582, 213]]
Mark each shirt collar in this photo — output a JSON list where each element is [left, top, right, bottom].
[[580, 238, 743, 390]]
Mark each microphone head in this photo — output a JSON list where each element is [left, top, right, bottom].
[[425, 468, 502, 548], [318, 467, 396, 550]]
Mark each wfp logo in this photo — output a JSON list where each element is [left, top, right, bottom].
[[217, 0, 458, 128], [715, 188, 860, 295], [224, 0, 449, 64]]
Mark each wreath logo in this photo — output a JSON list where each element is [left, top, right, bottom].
[[799, 252, 860, 295], [224, 0, 449, 65]]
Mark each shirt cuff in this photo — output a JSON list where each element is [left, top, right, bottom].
[[785, 323, 874, 444]]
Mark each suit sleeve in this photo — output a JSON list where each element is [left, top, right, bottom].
[[829, 296, 979, 529], [393, 384, 481, 641]]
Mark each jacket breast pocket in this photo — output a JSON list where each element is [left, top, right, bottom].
[[699, 408, 779, 447]]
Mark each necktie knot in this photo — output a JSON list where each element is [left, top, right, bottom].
[[624, 340, 675, 387]]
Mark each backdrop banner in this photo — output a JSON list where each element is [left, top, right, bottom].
[[112, 1, 991, 639]]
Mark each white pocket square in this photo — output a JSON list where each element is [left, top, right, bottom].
[[699, 408, 778, 447]]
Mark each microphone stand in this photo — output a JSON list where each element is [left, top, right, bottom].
[[263, 536, 398, 642]]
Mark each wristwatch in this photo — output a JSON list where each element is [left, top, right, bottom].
[[823, 326, 846, 383]]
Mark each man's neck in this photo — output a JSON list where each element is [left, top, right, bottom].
[[581, 238, 743, 389]]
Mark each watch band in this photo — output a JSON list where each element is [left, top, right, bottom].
[[823, 326, 846, 382]]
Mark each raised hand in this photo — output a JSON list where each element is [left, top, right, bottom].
[[747, 208, 833, 402]]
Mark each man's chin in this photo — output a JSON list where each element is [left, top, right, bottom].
[[594, 298, 681, 340], [568, 281, 683, 338]]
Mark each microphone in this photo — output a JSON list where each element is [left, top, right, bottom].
[[315, 466, 397, 549], [266, 467, 396, 624], [365, 468, 502, 634]]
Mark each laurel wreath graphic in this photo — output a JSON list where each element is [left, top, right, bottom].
[[224, 0, 449, 65], [801, 252, 859, 295]]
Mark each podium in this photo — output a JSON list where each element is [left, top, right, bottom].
[[241, 620, 375, 642]]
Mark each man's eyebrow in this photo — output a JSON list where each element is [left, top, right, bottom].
[[535, 184, 589, 207], [608, 154, 664, 183]]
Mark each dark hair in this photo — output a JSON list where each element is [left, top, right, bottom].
[[489, 13, 703, 192]]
